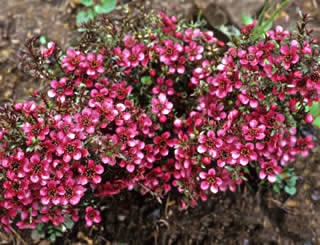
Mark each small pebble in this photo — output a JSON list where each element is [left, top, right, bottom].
[[311, 190, 320, 201]]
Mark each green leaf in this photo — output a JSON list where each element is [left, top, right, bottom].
[[273, 184, 280, 193], [64, 219, 75, 229], [94, 0, 117, 14], [313, 116, 320, 128], [141, 76, 152, 85], [286, 176, 297, 186], [242, 14, 254, 25], [76, 11, 91, 25], [307, 101, 319, 117], [50, 234, 56, 242], [81, 0, 93, 6], [87, 8, 96, 20], [39, 36, 47, 45], [118, 153, 127, 160], [284, 185, 296, 196]]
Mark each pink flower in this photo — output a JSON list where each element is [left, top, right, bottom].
[[159, 40, 184, 65], [23, 118, 49, 143], [152, 77, 175, 96], [124, 35, 136, 48], [242, 119, 266, 141], [85, 206, 101, 227], [278, 41, 299, 70], [40, 181, 65, 205], [88, 83, 109, 108], [259, 160, 282, 183], [110, 81, 132, 100], [41, 42, 55, 57], [197, 130, 223, 157], [217, 145, 236, 167], [199, 168, 223, 193], [185, 41, 204, 61], [23, 153, 50, 183], [80, 53, 104, 76], [208, 74, 232, 98], [151, 93, 173, 116], [159, 12, 177, 33], [74, 108, 100, 134], [48, 77, 74, 103], [56, 137, 88, 163], [2, 151, 28, 180], [267, 25, 290, 41], [153, 131, 176, 156], [78, 160, 104, 185], [61, 48, 86, 72], [123, 45, 145, 67], [238, 46, 263, 67], [60, 178, 86, 206], [232, 143, 257, 166], [296, 135, 315, 157]]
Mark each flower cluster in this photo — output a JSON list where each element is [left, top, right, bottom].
[[0, 9, 318, 232]]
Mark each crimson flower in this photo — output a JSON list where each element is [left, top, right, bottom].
[[151, 93, 173, 116], [40, 181, 65, 205], [153, 131, 176, 156], [259, 160, 282, 183], [267, 25, 290, 41], [199, 168, 223, 193], [48, 77, 74, 103], [78, 160, 104, 185], [122, 45, 145, 67], [185, 41, 204, 61], [197, 130, 223, 157], [159, 40, 184, 65], [232, 143, 257, 166], [61, 48, 86, 72], [23, 153, 50, 183], [242, 119, 266, 141], [80, 53, 104, 76], [152, 77, 175, 96], [74, 108, 100, 134], [56, 137, 88, 163], [85, 206, 101, 227], [60, 178, 86, 206], [278, 41, 299, 70]]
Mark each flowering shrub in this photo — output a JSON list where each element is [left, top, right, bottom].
[[0, 6, 319, 234]]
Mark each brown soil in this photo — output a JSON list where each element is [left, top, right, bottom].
[[1, 0, 320, 244]]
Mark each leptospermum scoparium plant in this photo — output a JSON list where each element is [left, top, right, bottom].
[[0, 6, 318, 233]]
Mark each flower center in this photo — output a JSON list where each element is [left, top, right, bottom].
[[284, 54, 292, 62], [33, 164, 42, 173], [11, 161, 20, 171], [207, 177, 216, 184], [66, 188, 73, 198], [249, 128, 258, 136], [56, 87, 64, 94], [311, 73, 319, 82], [221, 150, 229, 159], [66, 143, 75, 154], [247, 53, 255, 61], [82, 117, 90, 127], [160, 84, 168, 91], [129, 54, 137, 61], [32, 127, 41, 136], [266, 166, 273, 174], [166, 47, 173, 56], [90, 60, 98, 69], [12, 182, 20, 190], [85, 168, 95, 178], [240, 148, 249, 156], [48, 189, 56, 197]]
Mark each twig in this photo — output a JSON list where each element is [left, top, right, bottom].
[[10, 227, 28, 245]]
